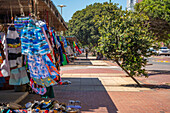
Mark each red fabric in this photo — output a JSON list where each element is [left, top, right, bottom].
[[47, 53, 53, 62], [0, 71, 3, 77], [75, 46, 82, 54]]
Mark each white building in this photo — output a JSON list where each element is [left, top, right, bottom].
[[127, 0, 138, 11]]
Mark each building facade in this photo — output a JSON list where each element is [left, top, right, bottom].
[[127, 0, 143, 11]]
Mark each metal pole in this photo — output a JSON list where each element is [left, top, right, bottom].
[[61, 7, 62, 16]]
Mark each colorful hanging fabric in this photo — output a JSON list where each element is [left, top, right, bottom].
[[57, 36, 63, 64], [27, 55, 57, 87], [20, 20, 51, 56], [9, 67, 29, 85], [62, 54, 67, 66], [0, 41, 6, 66], [30, 78, 47, 95], [64, 53, 69, 63], [64, 38, 68, 48], [66, 46, 74, 55], [6, 26, 22, 68], [0, 32, 10, 77], [73, 41, 76, 48], [14, 16, 31, 36]]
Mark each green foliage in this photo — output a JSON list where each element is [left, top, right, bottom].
[[98, 3, 154, 77], [67, 2, 112, 48], [135, 0, 170, 42]]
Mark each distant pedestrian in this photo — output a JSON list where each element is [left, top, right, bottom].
[[86, 49, 88, 59]]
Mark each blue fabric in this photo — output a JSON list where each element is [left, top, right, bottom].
[[0, 77, 5, 87], [14, 16, 31, 36], [27, 55, 58, 87], [6, 38, 20, 44], [64, 38, 68, 48], [20, 20, 50, 56], [57, 36, 63, 63]]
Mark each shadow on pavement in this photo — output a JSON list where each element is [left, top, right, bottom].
[[19, 78, 118, 113], [68, 59, 93, 65], [54, 78, 118, 113], [121, 84, 170, 89], [147, 70, 170, 76]]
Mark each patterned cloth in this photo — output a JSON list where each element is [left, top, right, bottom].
[[27, 55, 59, 87], [21, 20, 50, 56], [14, 16, 31, 36], [6, 26, 22, 68], [30, 78, 47, 95]]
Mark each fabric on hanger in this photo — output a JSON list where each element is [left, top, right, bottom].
[[14, 16, 31, 36], [60, 41, 66, 53], [20, 20, 51, 56], [64, 38, 68, 48], [30, 78, 47, 95], [27, 54, 60, 87], [9, 66, 29, 85], [62, 53, 67, 66], [6, 26, 22, 68], [0, 32, 10, 77], [63, 53, 69, 63], [57, 36, 63, 64], [66, 46, 74, 55]]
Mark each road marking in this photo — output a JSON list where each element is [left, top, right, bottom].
[[153, 60, 170, 63]]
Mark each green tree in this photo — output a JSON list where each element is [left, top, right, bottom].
[[67, 2, 112, 50], [135, 0, 170, 42], [98, 3, 155, 86]]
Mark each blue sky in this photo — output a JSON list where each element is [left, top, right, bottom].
[[52, 0, 126, 22]]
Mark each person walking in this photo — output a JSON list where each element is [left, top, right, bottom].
[[86, 49, 88, 59]]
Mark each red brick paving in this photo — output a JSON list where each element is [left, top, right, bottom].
[[19, 58, 170, 113], [108, 90, 170, 113], [136, 75, 170, 85], [62, 68, 125, 74], [20, 90, 170, 113]]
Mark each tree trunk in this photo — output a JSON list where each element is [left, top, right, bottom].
[[115, 61, 141, 87]]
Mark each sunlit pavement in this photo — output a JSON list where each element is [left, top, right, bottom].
[[20, 54, 170, 113]]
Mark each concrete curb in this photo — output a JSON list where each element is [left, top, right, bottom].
[[14, 92, 29, 104]]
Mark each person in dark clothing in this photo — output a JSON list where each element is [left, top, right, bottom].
[[86, 49, 88, 59]]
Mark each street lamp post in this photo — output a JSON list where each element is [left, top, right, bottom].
[[57, 5, 66, 16]]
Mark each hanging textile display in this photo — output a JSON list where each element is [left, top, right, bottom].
[[73, 41, 82, 54], [9, 66, 29, 85], [21, 20, 51, 56], [0, 32, 10, 77], [16, 17, 61, 95], [66, 46, 74, 55], [6, 26, 22, 68], [14, 16, 31, 36], [57, 36, 64, 65]]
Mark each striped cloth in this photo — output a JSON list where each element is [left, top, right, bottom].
[[14, 16, 31, 36]]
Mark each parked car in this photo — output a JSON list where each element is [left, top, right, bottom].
[[146, 48, 157, 55], [156, 47, 170, 56]]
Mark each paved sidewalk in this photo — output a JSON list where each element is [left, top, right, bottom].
[[0, 90, 28, 103], [19, 55, 170, 113]]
